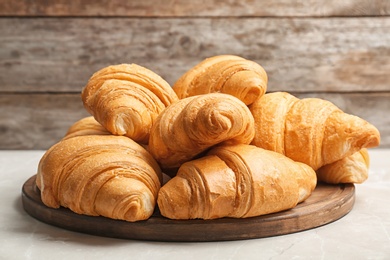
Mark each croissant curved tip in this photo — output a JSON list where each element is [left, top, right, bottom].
[[157, 177, 191, 220], [351, 119, 381, 149], [122, 195, 154, 222], [222, 70, 267, 105], [364, 127, 381, 148]]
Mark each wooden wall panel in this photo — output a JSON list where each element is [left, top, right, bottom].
[[0, 2, 389, 149], [0, 93, 388, 150], [1, 0, 389, 17], [1, 17, 390, 93], [0, 94, 89, 149]]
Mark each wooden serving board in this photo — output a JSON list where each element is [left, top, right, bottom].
[[22, 175, 355, 242]]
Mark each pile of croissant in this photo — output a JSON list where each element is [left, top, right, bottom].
[[36, 55, 380, 222]]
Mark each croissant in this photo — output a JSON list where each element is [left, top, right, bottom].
[[148, 93, 255, 174], [317, 149, 369, 184], [158, 144, 317, 220], [63, 116, 110, 140], [250, 92, 380, 170], [172, 55, 268, 105], [36, 135, 162, 222], [81, 63, 179, 143]]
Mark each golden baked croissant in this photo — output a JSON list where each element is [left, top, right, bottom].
[[36, 135, 162, 222], [148, 93, 255, 175], [317, 149, 369, 184], [250, 92, 380, 170], [81, 63, 179, 144], [157, 144, 317, 220], [172, 55, 268, 105], [63, 116, 110, 140]]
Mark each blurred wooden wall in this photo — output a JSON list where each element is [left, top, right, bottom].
[[0, 0, 389, 149]]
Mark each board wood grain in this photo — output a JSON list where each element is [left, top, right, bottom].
[[1, 0, 389, 17], [22, 175, 355, 242], [1, 92, 388, 149], [1, 17, 389, 93]]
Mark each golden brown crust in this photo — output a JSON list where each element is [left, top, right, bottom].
[[317, 148, 370, 184], [157, 144, 317, 220], [173, 55, 268, 105], [250, 92, 380, 170], [36, 56, 382, 222], [36, 135, 162, 222], [249, 92, 298, 154], [82, 63, 177, 109], [63, 116, 110, 140], [148, 93, 255, 174], [284, 96, 341, 170], [81, 64, 179, 143]]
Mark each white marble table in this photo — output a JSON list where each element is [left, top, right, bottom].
[[1, 149, 389, 260]]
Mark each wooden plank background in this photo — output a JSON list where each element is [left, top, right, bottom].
[[1, 0, 390, 17], [0, 1, 389, 149]]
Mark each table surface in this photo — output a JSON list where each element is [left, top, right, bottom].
[[1, 149, 389, 260]]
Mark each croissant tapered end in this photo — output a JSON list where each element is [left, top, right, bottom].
[[317, 148, 370, 184], [322, 112, 380, 165], [158, 155, 237, 220], [94, 177, 155, 222], [173, 55, 268, 105], [350, 115, 380, 149], [157, 176, 192, 220]]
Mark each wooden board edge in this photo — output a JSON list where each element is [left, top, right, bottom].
[[21, 175, 355, 242]]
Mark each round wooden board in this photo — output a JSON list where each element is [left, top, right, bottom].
[[22, 175, 355, 242]]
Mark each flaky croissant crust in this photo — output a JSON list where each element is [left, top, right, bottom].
[[157, 144, 317, 220], [250, 92, 380, 170], [148, 93, 255, 172], [317, 149, 370, 184], [173, 55, 268, 105], [81, 64, 179, 143], [36, 135, 162, 222], [35, 57, 382, 223], [82, 63, 178, 110], [63, 116, 110, 140]]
